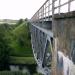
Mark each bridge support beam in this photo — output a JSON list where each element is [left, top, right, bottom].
[[32, 21, 52, 30], [30, 23, 53, 75]]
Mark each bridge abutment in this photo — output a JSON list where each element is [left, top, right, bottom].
[[53, 11, 75, 75], [54, 11, 75, 58]]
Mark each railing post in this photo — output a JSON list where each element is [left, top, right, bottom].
[[52, 0, 55, 32], [43, 6, 44, 21], [45, 4, 46, 21], [48, 0, 50, 20], [38, 11, 39, 22], [68, 0, 71, 12], [58, 0, 61, 14]]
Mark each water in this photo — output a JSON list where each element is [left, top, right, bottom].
[[37, 66, 51, 75], [35, 50, 75, 75], [10, 65, 19, 71], [58, 51, 75, 75], [36, 61, 51, 75], [22, 67, 30, 75], [10, 65, 30, 75]]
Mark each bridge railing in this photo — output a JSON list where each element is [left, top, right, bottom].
[[31, 0, 75, 22], [54, 0, 75, 14]]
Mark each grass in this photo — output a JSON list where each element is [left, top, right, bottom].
[[10, 22, 33, 57], [0, 71, 28, 75], [0, 71, 43, 75], [33, 73, 43, 75], [10, 56, 36, 64]]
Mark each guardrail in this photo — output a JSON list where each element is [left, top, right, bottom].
[[31, 0, 75, 22]]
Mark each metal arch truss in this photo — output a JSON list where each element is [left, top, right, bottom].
[[30, 24, 53, 75]]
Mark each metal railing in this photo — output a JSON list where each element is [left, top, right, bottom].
[[31, 0, 75, 22]]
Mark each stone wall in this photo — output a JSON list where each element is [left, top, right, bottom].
[[51, 11, 75, 75], [54, 11, 75, 57]]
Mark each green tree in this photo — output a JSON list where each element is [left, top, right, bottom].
[[16, 19, 24, 25], [11, 22, 32, 57], [0, 24, 12, 70]]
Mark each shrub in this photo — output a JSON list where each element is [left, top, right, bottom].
[[0, 71, 28, 75], [0, 24, 12, 70]]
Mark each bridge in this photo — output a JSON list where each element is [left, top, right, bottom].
[[30, 0, 75, 75]]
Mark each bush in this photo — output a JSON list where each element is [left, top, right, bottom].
[[0, 24, 12, 70], [0, 71, 28, 75], [16, 19, 24, 26], [33, 73, 43, 75], [0, 71, 43, 75], [11, 22, 32, 57]]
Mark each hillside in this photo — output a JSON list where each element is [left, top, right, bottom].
[[0, 21, 33, 57], [10, 22, 33, 57]]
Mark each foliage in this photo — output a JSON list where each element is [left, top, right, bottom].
[[0, 71, 28, 75], [10, 22, 32, 57], [0, 20, 33, 70], [16, 19, 24, 26], [33, 73, 43, 75], [0, 71, 43, 75], [25, 18, 28, 21], [10, 56, 36, 64], [0, 24, 13, 70], [0, 20, 32, 57]]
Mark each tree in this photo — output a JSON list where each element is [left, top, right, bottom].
[[0, 24, 11, 70], [16, 19, 23, 25], [25, 18, 28, 21]]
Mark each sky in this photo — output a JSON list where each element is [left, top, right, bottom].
[[0, 0, 75, 20], [0, 0, 46, 20]]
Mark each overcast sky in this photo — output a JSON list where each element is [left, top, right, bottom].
[[0, 0, 46, 20], [0, 0, 75, 20]]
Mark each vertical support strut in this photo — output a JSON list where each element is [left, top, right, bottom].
[[30, 23, 53, 75]]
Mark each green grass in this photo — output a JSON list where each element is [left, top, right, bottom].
[[0, 71, 28, 75], [10, 56, 36, 64], [33, 73, 43, 75], [0, 71, 43, 75], [10, 22, 32, 57]]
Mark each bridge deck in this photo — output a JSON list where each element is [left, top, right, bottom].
[[31, 23, 53, 37]]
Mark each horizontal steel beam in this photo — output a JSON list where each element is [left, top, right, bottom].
[[31, 23, 53, 37]]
